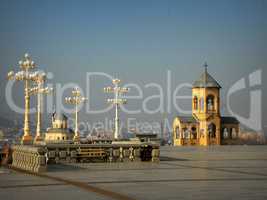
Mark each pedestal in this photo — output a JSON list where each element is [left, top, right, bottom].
[[21, 135, 33, 145], [73, 135, 80, 143]]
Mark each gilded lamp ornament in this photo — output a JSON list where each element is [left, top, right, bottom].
[[65, 87, 87, 142], [29, 71, 53, 143], [104, 79, 129, 139], [7, 53, 39, 144]]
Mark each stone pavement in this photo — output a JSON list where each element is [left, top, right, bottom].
[[1, 145, 267, 200]]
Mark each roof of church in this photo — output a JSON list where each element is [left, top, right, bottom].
[[176, 116, 197, 123], [193, 63, 221, 88], [221, 116, 239, 124]]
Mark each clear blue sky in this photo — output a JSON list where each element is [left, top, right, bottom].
[[0, 0, 266, 132]]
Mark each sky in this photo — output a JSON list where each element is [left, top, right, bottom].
[[0, 0, 266, 134]]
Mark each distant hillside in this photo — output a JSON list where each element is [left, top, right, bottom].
[[0, 116, 15, 128]]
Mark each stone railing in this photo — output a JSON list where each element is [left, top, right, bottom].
[[45, 143, 160, 163], [107, 146, 142, 162], [11, 145, 47, 173], [107, 145, 160, 162], [9, 143, 160, 172]]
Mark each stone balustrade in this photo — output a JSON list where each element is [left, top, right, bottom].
[[10, 143, 159, 172], [45, 143, 159, 163], [11, 145, 47, 173], [107, 146, 142, 162]]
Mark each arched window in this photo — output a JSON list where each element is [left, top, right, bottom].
[[193, 96, 198, 110], [207, 95, 215, 111], [208, 123, 216, 138], [199, 97, 204, 111], [191, 127, 197, 139], [183, 128, 190, 139], [200, 129, 204, 138], [232, 128, 237, 138], [175, 127, 180, 139], [223, 128, 228, 139]]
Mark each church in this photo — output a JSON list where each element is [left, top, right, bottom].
[[173, 63, 239, 146]]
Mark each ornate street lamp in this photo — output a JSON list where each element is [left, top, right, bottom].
[[29, 72, 53, 143], [7, 53, 39, 144], [65, 87, 87, 142], [104, 79, 129, 140]]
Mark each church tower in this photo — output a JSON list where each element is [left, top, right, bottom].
[[192, 63, 221, 146]]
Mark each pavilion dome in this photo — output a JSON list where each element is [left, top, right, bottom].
[[53, 112, 68, 121]]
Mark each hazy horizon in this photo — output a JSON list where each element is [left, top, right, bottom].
[[0, 0, 266, 135]]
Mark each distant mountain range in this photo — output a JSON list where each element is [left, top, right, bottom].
[[0, 116, 23, 128], [0, 116, 15, 127]]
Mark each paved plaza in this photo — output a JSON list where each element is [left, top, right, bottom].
[[1, 145, 267, 200]]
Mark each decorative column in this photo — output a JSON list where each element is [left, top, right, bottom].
[[30, 72, 53, 143], [104, 79, 129, 140], [65, 87, 87, 142], [7, 53, 38, 145]]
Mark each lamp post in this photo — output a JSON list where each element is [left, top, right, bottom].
[[29, 72, 53, 143], [104, 79, 129, 140], [65, 87, 87, 142], [7, 53, 38, 144]]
